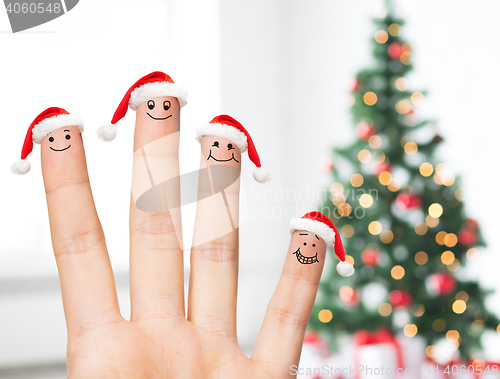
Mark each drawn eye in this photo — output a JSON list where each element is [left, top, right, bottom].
[[312, 244, 316, 247], [163, 100, 171, 111], [65, 134, 71, 140], [303, 242, 307, 246], [212, 141, 220, 148], [147, 100, 155, 110], [227, 143, 234, 150], [49, 137, 54, 142]]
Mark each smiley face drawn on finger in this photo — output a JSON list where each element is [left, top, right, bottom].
[[47, 128, 72, 152], [292, 232, 322, 264], [202, 135, 242, 165], [146, 99, 173, 121]]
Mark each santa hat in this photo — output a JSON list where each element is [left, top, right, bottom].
[[290, 211, 354, 276], [97, 71, 188, 142], [11, 107, 84, 175], [195, 114, 271, 183]]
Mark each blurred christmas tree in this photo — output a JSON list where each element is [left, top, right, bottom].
[[310, 2, 498, 360]]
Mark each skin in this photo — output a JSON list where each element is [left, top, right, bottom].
[[39, 118, 328, 379]]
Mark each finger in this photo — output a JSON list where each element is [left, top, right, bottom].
[[252, 230, 327, 376], [129, 96, 185, 321], [188, 134, 241, 341], [41, 125, 121, 336]]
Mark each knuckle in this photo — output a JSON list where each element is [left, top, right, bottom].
[[267, 306, 308, 329], [54, 227, 105, 258]]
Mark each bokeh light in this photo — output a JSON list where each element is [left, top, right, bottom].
[[379, 171, 392, 185], [318, 309, 333, 323], [380, 230, 394, 244], [359, 194, 374, 208], [379, 303, 393, 316], [441, 251, 455, 265], [388, 23, 401, 36], [420, 162, 434, 177], [350, 173, 364, 187], [404, 141, 418, 155], [404, 324, 418, 337], [429, 203, 443, 218], [415, 251, 428, 265], [453, 300, 467, 314], [369, 135, 383, 149], [358, 149, 372, 163], [341, 225, 355, 238], [364, 92, 378, 105], [391, 265, 405, 279], [395, 77, 409, 91], [375, 30, 389, 44], [411, 92, 424, 105], [369, 221, 383, 235]]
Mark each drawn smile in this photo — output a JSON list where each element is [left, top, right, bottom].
[[207, 150, 240, 163], [293, 247, 319, 264], [50, 145, 71, 152], [147, 113, 172, 121]]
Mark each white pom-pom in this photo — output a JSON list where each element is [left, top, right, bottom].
[[11, 160, 31, 175], [253, 168, 271, 183], [337, 261, 354, 277], [97, 124, 118, 142]]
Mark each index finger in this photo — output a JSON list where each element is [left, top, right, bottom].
[[40, 121, 121, 336]]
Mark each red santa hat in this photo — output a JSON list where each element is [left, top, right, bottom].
[[11, 107, 84, 175], [195, 114, 271, 183], [290, 211, 354, 276], [97, 71, 188, 142]]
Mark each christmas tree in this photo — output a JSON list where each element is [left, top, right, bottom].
[[310, 3, 498, 360]]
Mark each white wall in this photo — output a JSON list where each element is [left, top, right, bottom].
[[1, 0, 500, 370]]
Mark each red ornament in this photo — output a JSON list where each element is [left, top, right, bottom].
[[457, 218, 479, 247], [389, 290, 413, 308], [388, 43, 403, 59], [428, 272, 457, 296], [395, 193, 422, 209], [356, 122, 377, 140], [375, 162, 392, 177], [458, 228, 477, 247], [361, 248, 381, 267]]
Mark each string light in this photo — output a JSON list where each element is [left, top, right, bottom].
[[436, 231, 447, 245], [452, 300, 467, 314], [400, 52, 412, 65], [396, 100, 413, 114], [379, 171, 392, 185], [426, 215, 439, 228], [388, 23, 401, 36], [358, 149, 372, 163], [359, 194, 374, 208], [404, 324, 418, 337], [332, 193, 346, 206], [381, 230, 394, 244], [448, 259, 460, 272], [338, 203, 352, 217], [379, 303, 393, 316], [446, 330, 460, 342], [404, 141, 418, 155], [364, 92, 378, 105], [369, 221, 383, 235], [341, 224, 355, 238], [444, 233, 458, 247], [467, 248, 479, 261], [426, 346, 435, 358], [415, 222, 428, 235], [388, 178, 401, 192], [345, 255, 355, 265], [441, 251, 455, 265], [368, 135, 383, 149], [455, 188, 463, 201], [318, 309, 333, 323], [411, 92, 425, 105], [456, 291, 469, 302], [428, 203, 443, 218], [420, 162, 434, 177], [375, 30, 389, 44], [330, 183, 344, 194], [350, 173, 364, 187], [412, 304, 425, 317], [391, 265, 405, 279], [395, 77, 409, 91], [415, 251, 428, 265]]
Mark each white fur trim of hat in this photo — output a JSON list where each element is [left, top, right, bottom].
[[289, 218, 336, 247], [195, 122, 249, 153], [129, 82, 188, 110], [32, 114, 84, 144]]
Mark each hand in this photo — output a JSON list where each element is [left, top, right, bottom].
[[40, 107, 327, 378]]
